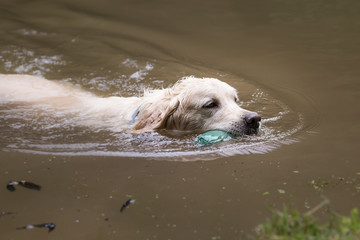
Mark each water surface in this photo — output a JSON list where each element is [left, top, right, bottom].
[[0, 0, 359, 239]]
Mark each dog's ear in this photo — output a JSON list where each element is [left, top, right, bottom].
[[131, 99, 180, 133]]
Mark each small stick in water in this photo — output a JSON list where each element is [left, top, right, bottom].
[[16, 223, 56, 232], [120, 199, 135, 213], [6, 180, 41, 191], [0, 211, 13, 216]]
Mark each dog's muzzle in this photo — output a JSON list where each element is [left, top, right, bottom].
[[243, 112, 261, 135]]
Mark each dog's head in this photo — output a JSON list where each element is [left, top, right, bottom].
[[133, 77, 261, 136]]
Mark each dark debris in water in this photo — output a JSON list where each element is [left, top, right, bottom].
[[120, 199, 135, 213], [0, 211, 13, 216], [6, 180, 41, 192], [16, 223, 56, 232]]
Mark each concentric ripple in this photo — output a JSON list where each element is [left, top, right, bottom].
[[0, 48, 306, 161]]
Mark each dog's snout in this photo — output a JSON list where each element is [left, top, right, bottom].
[[244, 113, 261, 127]]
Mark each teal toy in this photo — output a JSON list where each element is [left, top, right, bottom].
[[194, 130, 234, 145]]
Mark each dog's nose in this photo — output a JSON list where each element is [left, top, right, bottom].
[[244, 112, 261, 128]]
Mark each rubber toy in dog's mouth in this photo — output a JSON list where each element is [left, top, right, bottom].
[[194, 130, 234, 145]]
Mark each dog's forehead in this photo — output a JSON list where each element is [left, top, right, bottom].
[[207, 78, 236, 91], [189, 78, 237, 97]]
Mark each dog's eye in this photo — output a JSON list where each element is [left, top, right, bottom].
[[234, 97, 239, 102], [203, 101, 218, 109]]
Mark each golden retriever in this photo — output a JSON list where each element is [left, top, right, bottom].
[[0, 74, 261, 136]]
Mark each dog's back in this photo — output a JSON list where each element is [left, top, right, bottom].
[[0, 74, 92, 105], [0, 74, 142, 131]]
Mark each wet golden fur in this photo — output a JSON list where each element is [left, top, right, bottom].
[[0, 74, 256, 135]]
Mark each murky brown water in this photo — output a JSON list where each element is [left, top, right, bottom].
[[1, 0, 360, 239]]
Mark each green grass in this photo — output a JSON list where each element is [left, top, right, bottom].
[[253, 198, 360, 240]]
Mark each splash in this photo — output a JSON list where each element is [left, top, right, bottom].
[[0, 47, 66, 77]]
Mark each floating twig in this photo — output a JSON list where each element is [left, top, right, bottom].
[[120, 199, 135, 213], [6, 180, 41, 192], [304, 196, 330, 217], [0, 211, 13, 216], [16, 223, 55, 232]]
